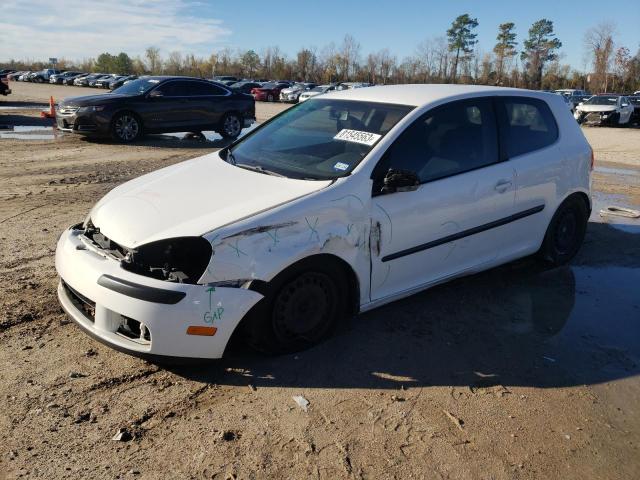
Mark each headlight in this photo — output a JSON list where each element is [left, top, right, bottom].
[[77, 105, 106, 113], [121, 237, 212, 284]]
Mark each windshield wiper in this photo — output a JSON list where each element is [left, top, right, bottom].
[[235, 163, 286, 177]]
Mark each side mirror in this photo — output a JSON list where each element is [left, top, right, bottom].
[[149, 89, 163, 98], [382, 169, 420, 194]]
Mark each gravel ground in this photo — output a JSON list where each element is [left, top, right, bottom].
[[1, 82, 639, 480]]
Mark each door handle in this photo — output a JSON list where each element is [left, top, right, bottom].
[[494, 179, 512, 193]]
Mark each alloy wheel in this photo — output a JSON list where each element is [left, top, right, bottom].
[[114, 114, 140, 142]]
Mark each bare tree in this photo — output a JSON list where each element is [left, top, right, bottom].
[[338, 34, 361, 80], [145, 46, 162, 74], [584, 22, 616, 92]]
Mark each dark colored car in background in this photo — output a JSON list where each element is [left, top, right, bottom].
[[250, 82, 289, 101], [56, 76, 256, 142], [109, 75, 137, 90], [75, 73, 105, 86], [0, 73, 11, 96], [230, 81, 262, 94], [64, 73, 88, 85], [629, 96, 640, 124], [50, 71, 84, 84]]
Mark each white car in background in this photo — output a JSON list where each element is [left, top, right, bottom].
[[56, 85, 592, 361], [279, 82, 317, 103], [574, 94, 634, 126], [298, 84, 338, 102]]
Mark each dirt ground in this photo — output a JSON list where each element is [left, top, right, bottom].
[[1, 82, 639, 480]]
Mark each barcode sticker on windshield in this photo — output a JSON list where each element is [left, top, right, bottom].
[[334, 129, 382, 146]]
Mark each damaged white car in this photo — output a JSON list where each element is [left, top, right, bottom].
[[56, 85, 592, 361], [574, 94, 634, 126]]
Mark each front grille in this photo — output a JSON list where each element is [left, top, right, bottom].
[[62, 280, 95, 322]]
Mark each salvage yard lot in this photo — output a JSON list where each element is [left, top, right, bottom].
[[1, 82, 639, 479]]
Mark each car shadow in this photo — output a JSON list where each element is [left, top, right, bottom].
[[165, 222, 640, 390]]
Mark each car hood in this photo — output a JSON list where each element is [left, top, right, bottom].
[[282, 87, 302, 94], [89, 152, 331, 248], [61, 93, 137, 106], [577, 104, 617, 112]]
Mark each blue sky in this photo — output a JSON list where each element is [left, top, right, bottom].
[[3, 0, 639, 69]]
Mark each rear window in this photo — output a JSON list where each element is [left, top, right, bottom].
[[498, 97, 558, 158]]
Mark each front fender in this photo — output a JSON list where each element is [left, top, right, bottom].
[[200, 191, 371, 304]]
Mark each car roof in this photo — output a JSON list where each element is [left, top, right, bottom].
[[322, 84, 555, 107]]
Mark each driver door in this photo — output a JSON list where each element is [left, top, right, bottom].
[[369, 97, 517, 301]]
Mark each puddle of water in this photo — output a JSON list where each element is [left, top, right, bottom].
[[542, 266, 640, 379], [0, 125, 57, 140], [594, 165, 639, 176]]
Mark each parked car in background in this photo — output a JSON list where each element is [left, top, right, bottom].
[[230, 81, 263, 95], [54, 84, 592, 360], [109, 75, 138, 90], [17, 71, 32, 81], [88, 74, 115, 87], [574, 94, 634, 126], [7, 71, 25, 81], [50, 71, 84, 84], [213, 75, 239, 83], [628, 96, 640, 124], [251, 82, 288, 102], [0, 74, 11, 96], [64, 73, 87, 85], [30, 69, 61, 83], [75, 73, 105, 87], [279, 82, 317, 103], [95, 75, 120, 88], [298, 84, 338, 102], [56, 76, 256, 142]]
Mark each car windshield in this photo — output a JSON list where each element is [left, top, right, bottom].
[[112, 78, 161, 95], [586, 96, 618, 105], [311, 86, 326, 92], [226, 99, 414, 180], [260, 83, 276, 89]]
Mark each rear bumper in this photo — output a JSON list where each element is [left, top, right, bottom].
[[55, 226, 263, 360]]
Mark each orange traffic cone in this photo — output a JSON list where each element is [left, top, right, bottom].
[[40, 96, 56, 119]]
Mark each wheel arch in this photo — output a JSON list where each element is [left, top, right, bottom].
[[248, 253, 361, 316]]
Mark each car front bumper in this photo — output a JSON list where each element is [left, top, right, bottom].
[[55, 226, 263, 360], [55, 109, 111, 136]]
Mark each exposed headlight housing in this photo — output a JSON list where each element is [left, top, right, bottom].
[[121, 237, 213, 284]]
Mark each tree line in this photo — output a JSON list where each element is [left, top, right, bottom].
[[4, 15, 639, 92]]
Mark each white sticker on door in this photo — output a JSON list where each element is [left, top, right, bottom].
[[334, 129, 382, 146]]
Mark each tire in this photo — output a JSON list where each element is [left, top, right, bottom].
[[538, 196, 589, 266], [219, 112, 242, 139], [110, 112, 142, 143], [243, 261, 348, 354], [267, 93, 274, 102]]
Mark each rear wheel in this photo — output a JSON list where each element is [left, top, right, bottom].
[[219, 112, 242, 138], [110, 112, 142, 143], [267, 93, 274, 102], [538, 196, 589, 266], [243, 262, 348, 354]]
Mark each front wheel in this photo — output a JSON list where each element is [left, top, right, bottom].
[[110, 112, 142, 143], [243, 264, 347, 354], [219, 113, 242, 138], [267, 93, 274, 102], [538, 196, 589, 266]]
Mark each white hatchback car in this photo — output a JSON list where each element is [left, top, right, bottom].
[[56, 85, 592, 361]]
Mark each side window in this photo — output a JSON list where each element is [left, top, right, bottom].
[[160, 81, 192, 97], [377, 98, 499, 185], [498, 97, 558, 158], [189, 82, 228, 96]]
